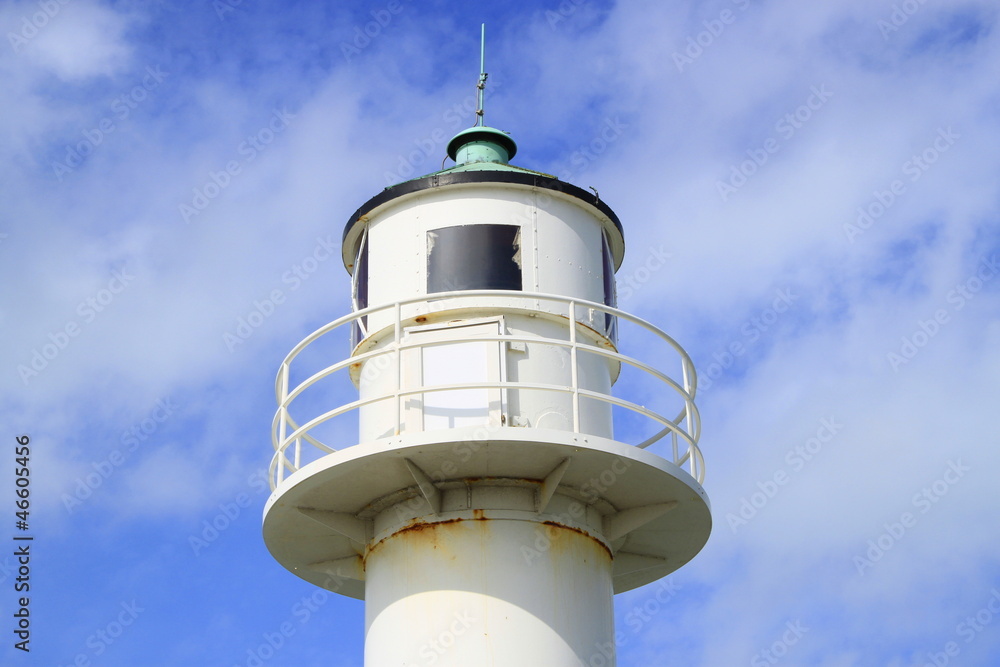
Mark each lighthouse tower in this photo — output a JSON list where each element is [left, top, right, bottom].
[[263, 38, 710, 667]]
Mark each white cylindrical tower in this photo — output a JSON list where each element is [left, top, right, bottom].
[[263, 123, 711, 666]]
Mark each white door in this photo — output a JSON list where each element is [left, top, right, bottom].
[[403, 319, 504, 432]]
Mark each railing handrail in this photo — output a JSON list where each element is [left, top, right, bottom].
[[270, 290, 704, 488], [277, 331, 696, 426], [273, 290, 699, 399], [270, 381, 703, 490]]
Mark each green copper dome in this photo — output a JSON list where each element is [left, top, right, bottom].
[[447, 126, 518, 165]]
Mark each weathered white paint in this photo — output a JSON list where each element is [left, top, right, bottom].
[[365, 487, 615, 666]]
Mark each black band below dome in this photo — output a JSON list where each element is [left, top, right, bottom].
[[342, 170, 624, 253]]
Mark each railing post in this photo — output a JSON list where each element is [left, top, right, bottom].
[[278, 363, 289, 450], [275, 364, 291, 488], [681, 358, 691, 436], [394, 301, 402, 435], [569, 300, 581, 433]]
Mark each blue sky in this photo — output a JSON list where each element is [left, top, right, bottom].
[[2, 0, 1000, 665]]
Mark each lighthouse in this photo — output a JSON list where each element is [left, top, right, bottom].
[[263, 36, 710, 666]]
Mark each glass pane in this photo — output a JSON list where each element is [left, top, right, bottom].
[[351, 233, 369, 349], [355, 234, 369, 311], [602, 231, 618, 344], [427, 224, 522, 293]]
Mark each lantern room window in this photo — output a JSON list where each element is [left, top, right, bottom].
[[351, 232, 369, 348], [427, 224, 522, 294], [602, 231, 618, 344]]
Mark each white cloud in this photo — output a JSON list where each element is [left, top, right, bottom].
[[7, 0, 133, 81]]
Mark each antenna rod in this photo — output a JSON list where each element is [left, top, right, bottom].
[[476, 23, 487, 126]]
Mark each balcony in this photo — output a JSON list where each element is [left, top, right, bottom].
[[270, 290, 704, 490]]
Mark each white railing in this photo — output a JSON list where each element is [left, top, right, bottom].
[[270, 291, 704, 489]]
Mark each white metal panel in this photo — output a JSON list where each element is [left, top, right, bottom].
[[360, 184, 613, 322], [364, 186, 540, 316], [403, 319, 504, 432], [503, 313, 614, 439], [364, 512, 615, 667], [533, 193, 608, 320]]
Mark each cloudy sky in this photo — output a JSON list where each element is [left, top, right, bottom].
[[2, 0, 999, 665]]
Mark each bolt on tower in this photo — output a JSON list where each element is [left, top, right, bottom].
[[263, 35, 710, 666]]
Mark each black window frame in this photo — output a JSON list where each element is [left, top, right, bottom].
[[426, 224, 523, 294], [602, 231, 618, 344], [351, 231, 369, 349]]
